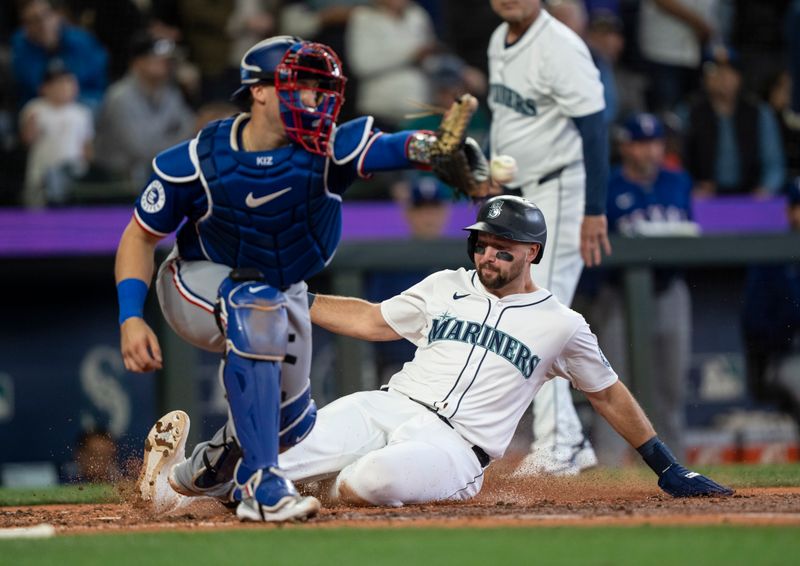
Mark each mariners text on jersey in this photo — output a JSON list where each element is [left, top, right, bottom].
[[489, 84, 538, 116], [428, 313, 540, 378]]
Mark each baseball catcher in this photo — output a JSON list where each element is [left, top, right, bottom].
[[124, 36, 490, 523]]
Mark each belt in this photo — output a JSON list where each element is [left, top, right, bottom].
[[537, 166, 566, 185], [381, 387, 491, 468]]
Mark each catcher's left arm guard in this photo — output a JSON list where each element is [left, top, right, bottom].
[[406, 94, 489, 197]]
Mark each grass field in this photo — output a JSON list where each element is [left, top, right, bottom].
[[1, 464, 799, 566], [1, 526, 799, 566]]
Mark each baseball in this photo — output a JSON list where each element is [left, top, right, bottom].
[[490, 155, 518, 185]]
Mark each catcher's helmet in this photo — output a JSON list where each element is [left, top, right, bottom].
[[463, 195, 547, 263], [231, 36, 346, 155]]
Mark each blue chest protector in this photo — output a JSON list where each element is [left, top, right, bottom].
[[181, 116, 342, 289]]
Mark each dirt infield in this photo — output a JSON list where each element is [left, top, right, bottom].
[[3, 464, 800, 535]]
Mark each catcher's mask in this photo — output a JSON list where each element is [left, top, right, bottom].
[[463, 195, 547, 264], [231, 36, 346, 156]]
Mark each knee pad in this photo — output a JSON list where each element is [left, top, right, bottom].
[[218, 276, 288, 360], [280, 385, 317, 449]]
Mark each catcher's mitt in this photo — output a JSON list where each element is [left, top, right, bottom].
[[407, 94, 489, 197]]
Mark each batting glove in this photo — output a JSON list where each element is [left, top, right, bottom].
[[637, 436, 734, 498], [657, 463, 735, 497]]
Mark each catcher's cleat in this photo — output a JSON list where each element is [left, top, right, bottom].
[[234, 462, 321, 522], [168, 422, 239, 504], [138, 410, 190, 512]]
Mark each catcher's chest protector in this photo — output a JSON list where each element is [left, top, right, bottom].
[[194, 118, 342, 288]]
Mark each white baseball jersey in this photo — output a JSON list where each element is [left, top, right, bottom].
[[487, 10, 604, 184], [380, 268, 617, 459]]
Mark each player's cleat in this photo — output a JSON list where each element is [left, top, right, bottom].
[[512, 438, 598, 477], [234, 463, 321, 522], [138, 410, 190, 512], [168, 432, 239, 504]]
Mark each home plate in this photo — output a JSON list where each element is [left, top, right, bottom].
[[0, 524, 56, 539]]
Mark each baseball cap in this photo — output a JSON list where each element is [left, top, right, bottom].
[[619, 113, 664, 142], [130, 32, 175, 60], [410, 176, 453, 206], [702, 43, 742, 73], [588, 9, 623, 34], [43, 58, 72, 82], [423, 54, 466, 91]]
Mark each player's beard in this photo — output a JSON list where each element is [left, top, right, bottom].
[[477, 259, 524, 290]]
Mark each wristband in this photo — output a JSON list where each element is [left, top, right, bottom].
[[636, 436, 677, 476], [117, 278, 149, 325], [307, 292, 316, 308]]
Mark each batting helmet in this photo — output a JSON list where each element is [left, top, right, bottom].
[[230, 36, 346, 155], [463, 195, 547, 263]]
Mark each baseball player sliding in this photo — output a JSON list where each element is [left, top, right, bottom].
[[141, 196, 732, 510], [487, 0, 612, 475], [119, 36, 488, 522]]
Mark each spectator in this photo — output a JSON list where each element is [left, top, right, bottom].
[[546, 0, 588, 35], [400, 53, 489, 140], [741, 177, 800, 430], [684, 44, 786, 197], [346, 0, 438, 129], [729, 0, 792, 95], [763, 70, 800, 180], [638, 0, 718, 112], [281, 0, 367, 119], [393, 175, 454, 239], [149, 0, 236, 103], [19, 59, 93, 208], [94, 32, 195, 195], [62, 0, 146, 80], [790, 0, 800, 114], [440, 0, 501, 74], [227, 0, 279, 72], [585, 9, 626, 125], [194, 101, 238, 133], [592, 113, 697, 464], [11, 0, 108, 109], [280, 0, 365, 55]]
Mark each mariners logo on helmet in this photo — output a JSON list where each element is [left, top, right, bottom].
[[487, 200, 503, 219], [463, 195, 548, 264]]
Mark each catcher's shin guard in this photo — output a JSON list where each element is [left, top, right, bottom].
[[218, 274, 288, 472], [280, 384, 317, 449]]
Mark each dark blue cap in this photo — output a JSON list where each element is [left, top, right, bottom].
[[702, 43, 742, 72], [410, 176, 452, 206], [619, 113, 664, 142]]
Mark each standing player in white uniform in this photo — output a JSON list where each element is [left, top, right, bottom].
[[144, 196, 731, 508], [487, 0, 612, 475]]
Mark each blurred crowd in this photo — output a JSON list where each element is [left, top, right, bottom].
[[0, 0, 798, 209]]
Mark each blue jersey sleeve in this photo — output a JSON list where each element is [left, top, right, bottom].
[[134, 174, 203, 236], [325, 116, 419, 193]]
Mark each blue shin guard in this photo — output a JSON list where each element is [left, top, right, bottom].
[[218, 276, 288, 473], [280, 385, 317, 449], [223, 351, 282, 471]]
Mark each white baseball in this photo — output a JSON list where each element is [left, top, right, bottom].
[[490, 155, 518, 185]]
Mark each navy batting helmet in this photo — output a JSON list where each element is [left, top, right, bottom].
[[231, 36, 346, 155], [463, 195, 547, 263]]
